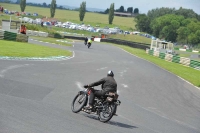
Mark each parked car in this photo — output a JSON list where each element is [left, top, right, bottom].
[[55, 22, 62, 27], [43, 22, 52, 27]]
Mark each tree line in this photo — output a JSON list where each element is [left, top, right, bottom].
[[104, 6, 139, 14], [17, 0, 116, 24], [135, 7, 200, 46]]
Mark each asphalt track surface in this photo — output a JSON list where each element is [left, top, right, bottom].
[[0, 40, 200, 133]]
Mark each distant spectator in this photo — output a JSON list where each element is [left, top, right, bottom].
[[0, 6, 3, 14], [20, 25, 26, 34], [41, 21, 43, 27]]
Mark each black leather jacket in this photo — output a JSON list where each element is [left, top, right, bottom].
[[89, 76, 117, 92], [85, 38, 88, 42]]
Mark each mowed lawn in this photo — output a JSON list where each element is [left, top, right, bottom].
[[0, 40, 72, 57], [30, 36, 73, 46], [0, 3, 136, 30]]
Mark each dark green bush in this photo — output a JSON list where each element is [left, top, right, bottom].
[[54, 33, 63, 39]]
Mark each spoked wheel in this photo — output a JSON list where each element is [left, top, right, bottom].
[[71, 92, 87, 113], [98, 102, 115, 123]]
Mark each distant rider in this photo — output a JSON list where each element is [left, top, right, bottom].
[[84, 37, 88, 45]]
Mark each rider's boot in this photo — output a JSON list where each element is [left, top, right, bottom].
[[85, 105, 93, 110]]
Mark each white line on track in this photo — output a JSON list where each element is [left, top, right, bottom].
[[118, 47, 200, 90], [121, 84, 128, 88], [96, 67, 107, 71], [0, 64, 32, 78]]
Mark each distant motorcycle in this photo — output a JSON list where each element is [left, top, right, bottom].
[[71, 87, 121, 123]]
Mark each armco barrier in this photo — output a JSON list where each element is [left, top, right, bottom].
[[101, 38, 150, 50], [153, 51, 159, 57], [148, 50, 154, 56], [63, 36, 150, 50], [146, 49, 200, 70], [159, 53, 165, 59], [26, 30, 48, 37], [172, 55, 180, 63], [165, 54, 173, 62], [190, 60, 200, 69], [4, 31, 17, 41], [146, 49, 149, 54], [16, 34, 29, 42], [64, 35, 85, 40], [180, 57, 190, 66], [0, 30, 4, 39]]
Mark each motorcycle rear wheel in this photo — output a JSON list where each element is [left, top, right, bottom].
[[88, 43, 91, 48], [71, 92, 87, 113], [98, 102, 116, 123]]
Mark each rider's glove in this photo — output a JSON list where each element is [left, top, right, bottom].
[[83, 85, 89, 88]]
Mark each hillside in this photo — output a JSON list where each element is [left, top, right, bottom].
[[0, 3, 136, 30]]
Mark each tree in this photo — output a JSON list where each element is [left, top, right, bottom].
[[134, 8, 139, 14], [79, 1, 86, 21], [104, 8, 109, 14], [43, 2, 47, 7], [187, 21, 200, 45], [20, 0, 26, 12], [177, 27, 190, 43], [150, 14, 184, 42], [16, 0, 20, 4], [175, 7, 197, 19], [50, 0, 56, 18], [108, 3, 114, 24], [119, 6, 124, 12], [127, 7, 133, 13], [135, 14, 151, 33], [147, 7, 176, 20]]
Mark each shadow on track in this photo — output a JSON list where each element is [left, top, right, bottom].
[[83, 114, 138, 129], [107, 121, 138, 129]]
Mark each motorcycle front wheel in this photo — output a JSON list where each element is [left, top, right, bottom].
[[71, 92, 87, 113], [98, 102, 116, 123]]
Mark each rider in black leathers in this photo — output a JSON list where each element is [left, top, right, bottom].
[[84, 37, 88, 45], [84, 70, 117, 110]]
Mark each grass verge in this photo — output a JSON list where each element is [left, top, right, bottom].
[[30, 36, 73, 46], [115, 44, 200, 87], [0, 40, 72, 57], [109, 34, 151, 45]]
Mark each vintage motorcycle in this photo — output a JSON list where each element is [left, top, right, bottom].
[[71, 87, 121, 123]]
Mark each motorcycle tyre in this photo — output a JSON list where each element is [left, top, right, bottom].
[[71, 92, 87, 113], [98, 102, 116, 123]]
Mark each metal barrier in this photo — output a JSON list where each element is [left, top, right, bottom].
[[0, 29, 4, 39], [146, 49, 200, 70]]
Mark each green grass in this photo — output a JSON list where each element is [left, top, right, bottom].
[[0, 40, 72, 57], [114, 44, 200, 87], [0, 3, 136, 30], [30, 36, 73, 46], [24, 23, 101, 37], [109, 34, 151, 44]]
